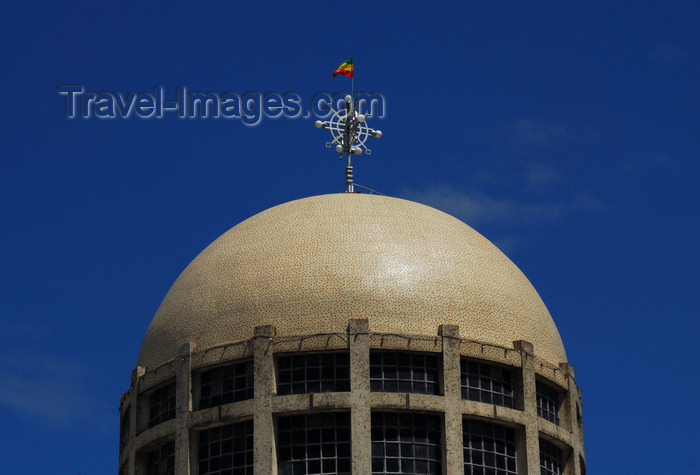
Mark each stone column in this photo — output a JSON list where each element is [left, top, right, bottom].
[[439, 324, 464, 475], [254, 325, 277, 475], [175, 342, 194, 474], [560, 363, 582, 475], [128, 366, 145, 475], [513, 340, 540, 474], [348, 319, 371, 475]]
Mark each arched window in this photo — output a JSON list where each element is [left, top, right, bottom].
[[536, 381, 561, 425], [277, 413, 351, 474], [539, 438, 563, 475], [198, 420, 253, 475], [461, 359, 514, 408], [277, 352, 350, 395], [147, 440, 174, 475], [199, 361, 254, 409], [463, 419, 517, 474], [371, 412, 442, 474], [370, 352, 440, 395]]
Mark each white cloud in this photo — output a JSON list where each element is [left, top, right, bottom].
[[0, 351, 112, 432], [0, 374, 82, 420], [402, 185, 604, 227]]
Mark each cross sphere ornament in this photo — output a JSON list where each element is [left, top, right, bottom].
[[315, 95, 382, 192]]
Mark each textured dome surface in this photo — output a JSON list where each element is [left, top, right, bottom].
[[138, 194, 566, 369]]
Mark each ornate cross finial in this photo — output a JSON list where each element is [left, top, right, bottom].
[[315, 95, 382, 192]]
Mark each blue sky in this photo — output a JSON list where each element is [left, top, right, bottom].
[[1, 1, 698, 473]]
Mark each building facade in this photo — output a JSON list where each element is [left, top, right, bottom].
[[119, 194, 585, 474]]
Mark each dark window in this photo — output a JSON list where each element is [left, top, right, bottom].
[[149, 383, 176, 427], [200, 361, 254, 409], [277, 353, 350, 395], [148, 440, 174, 475], [120, 408, 130, 454], [370, 352, 440, 395], [539, 439, 563, 475], [461, 359, 514, 408], [576, 404, 582, 427], [371, 412, 441, 474], [536, 381, 561, 425], [463, 419, 517, 475], [277, 412, 351, 474], [198, 420, 254, 475]]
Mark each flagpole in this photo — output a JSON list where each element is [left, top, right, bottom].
[[351, 57, 354, 104]]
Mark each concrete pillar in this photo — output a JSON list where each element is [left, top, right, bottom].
[[254, 325, 277, 475], [175, 342, 194, 474], [128, 366, 146, 475], [439, 324, 464, 475], [513, 340, 540, 474], [560, 363, 582, 475], [348, 319, 371, 475]]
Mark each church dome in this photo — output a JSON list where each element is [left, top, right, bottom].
[[137, 193, 566, 369]]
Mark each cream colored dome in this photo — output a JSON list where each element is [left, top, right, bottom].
[[137, 194, 566, 369]]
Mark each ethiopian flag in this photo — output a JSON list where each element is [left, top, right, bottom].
[[333, 58, 353, 78]]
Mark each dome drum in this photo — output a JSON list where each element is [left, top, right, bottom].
[[120, 320, 584, 474]]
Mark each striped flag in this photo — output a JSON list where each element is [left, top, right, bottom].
[[333, 58, 354, 78]]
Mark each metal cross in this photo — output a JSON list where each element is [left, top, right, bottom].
[[315, 95, 382, 192]]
